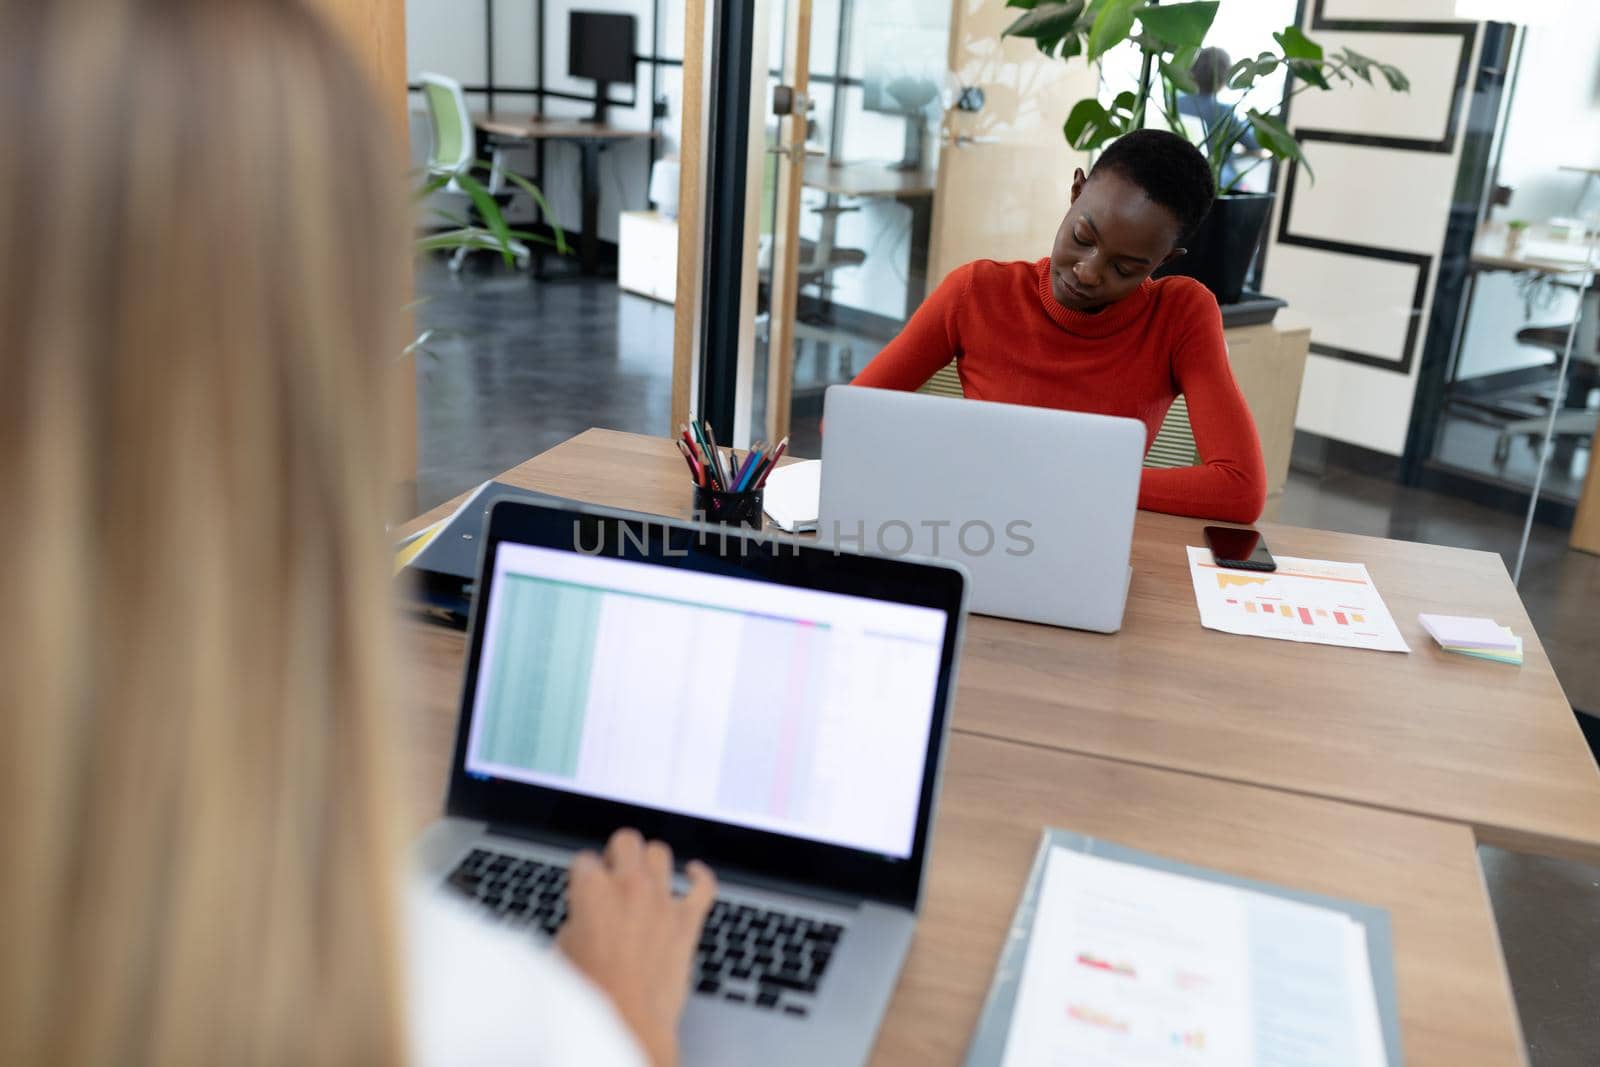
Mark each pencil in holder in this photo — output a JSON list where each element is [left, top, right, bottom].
[[693, 484, 764, 529]]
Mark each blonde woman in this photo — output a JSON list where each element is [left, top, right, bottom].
[[0, 1, 711, 1065]]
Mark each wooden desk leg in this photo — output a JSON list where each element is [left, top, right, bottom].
[[1573, 452, 1600, 554], [1569, 288, 1599, 554]]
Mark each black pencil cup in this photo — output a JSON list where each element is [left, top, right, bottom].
[[693, 485, 764, 529]]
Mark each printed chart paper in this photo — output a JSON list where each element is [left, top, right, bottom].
[[1186, 547, 1409, 653], [997, 846, 1388, 1067]]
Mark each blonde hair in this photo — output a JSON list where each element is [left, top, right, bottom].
[[0, 0, 411, 1062]]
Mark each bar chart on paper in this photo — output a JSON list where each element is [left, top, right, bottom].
[[1185, 547, 1409, 653]]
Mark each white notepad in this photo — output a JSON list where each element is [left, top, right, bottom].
[[762, 460, 821, 532], [1417, 613, 1518, 651]]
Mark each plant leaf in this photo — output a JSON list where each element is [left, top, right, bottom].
[[1285, 57, 1331, 91], [1338, 46, 1375, 83], [498, 168, 572, 254], [1246, 108, 1313, 180], [1087, 0, 1139, 61], [415, 228, 503, 254], [1378, 63, 1410, 92], [1064, 98, 1122, 150], [1228, 53, 1278, 90], [1135, 1, 1218, 48], [1002, 0, 1085, 41], [1273, 25, 1323, 61], [454, 171, 517, 265], [1005, 0, 1040, 8], [1223, 57, 1256, 90], [1159, 44, 1200, 94], [1161, 59, 1198, 95], [414, 172, 453, 199]]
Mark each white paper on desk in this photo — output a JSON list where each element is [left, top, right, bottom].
[[1186, 546, 1410, 653], [762, 459, 821, 532], [998, 846, 1388, 1067], [1520, 237, 1599, 267]]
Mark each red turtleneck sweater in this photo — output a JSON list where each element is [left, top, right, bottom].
[[850, 258, 1267, 523]]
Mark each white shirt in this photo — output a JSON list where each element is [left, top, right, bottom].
[[408, 889, 649, 1067]]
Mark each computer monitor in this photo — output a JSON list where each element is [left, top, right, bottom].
[[568, 11, 636, 124]]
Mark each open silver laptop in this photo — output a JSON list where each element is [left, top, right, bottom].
[[819, 385, 1145, 632], [414, 499, 968, 1067]]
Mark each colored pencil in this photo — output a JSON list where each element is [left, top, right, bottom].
[[744, 443, 769, 489], [690, 424, 713, 488], [703, 421, 729, 490], [675, 438, 704, 486], [754, 436, 789, 488], [732, 448, 759, 491]]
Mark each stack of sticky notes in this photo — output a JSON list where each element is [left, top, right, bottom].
[[1418, 613, 1523, 666]]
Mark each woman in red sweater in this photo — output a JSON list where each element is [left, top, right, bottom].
[[851, 129, 1267, 523]]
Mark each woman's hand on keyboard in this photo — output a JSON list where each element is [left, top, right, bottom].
[[559, 828, 717, 1067]]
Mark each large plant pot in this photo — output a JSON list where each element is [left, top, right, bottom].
[[1153, 192, 1275, 306]]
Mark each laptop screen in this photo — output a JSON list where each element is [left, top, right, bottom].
[[463, 541, 949, 859]]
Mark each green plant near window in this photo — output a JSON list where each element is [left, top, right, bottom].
[[406, 160, 570, 359], [1001, 0, 1410, 193], [414, 159, 570, 263]]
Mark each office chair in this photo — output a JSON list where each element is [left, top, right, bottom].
[[796, 200, 868, 307], [917, 366, 1204, 470], [1494, 317, 1599, 463], [419, 72, 529, 271]]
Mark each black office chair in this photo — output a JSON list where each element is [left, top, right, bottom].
[[1494, 321, 1599, 462]]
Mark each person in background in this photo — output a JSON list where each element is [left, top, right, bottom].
[[850, 130, 1267, 523], [1177, 46, 1259, 190], [0, 2, 710, 1065]]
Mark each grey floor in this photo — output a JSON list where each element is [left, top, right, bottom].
[[416, 259, 1600, 1065], [1435, 411, 1592, 505]]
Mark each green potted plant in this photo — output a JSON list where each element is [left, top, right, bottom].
[[1504, 218, 1529, 259], [1002, 0, 1409, 304], [408, 161, 569, 358]]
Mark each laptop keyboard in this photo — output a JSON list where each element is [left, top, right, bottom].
[[445, 847, 843, 1017]]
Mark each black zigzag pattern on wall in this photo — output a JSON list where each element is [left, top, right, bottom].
[[1274, 0, 1477, 375]]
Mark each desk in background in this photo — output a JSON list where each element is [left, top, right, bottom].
[[404, 429, 1600, 862], [396, 439, 1530, 1065], [474, 114, 657, 277], [1465, 221, 1599, 554], [1468, 221, 1597, 453], [801, 158, 935, 323]]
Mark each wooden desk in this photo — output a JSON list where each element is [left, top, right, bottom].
[[1471, 222, 1598, 275], [398, 616, 1527, 1065], [801, 158, 935, 320], [802, 158, 935, 199], [403, 429, 1600, 860], [473, 114, 658, 276]]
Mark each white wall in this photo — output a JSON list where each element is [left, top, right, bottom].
[[1490, 3, 1600, 224], [1261, 0, 1482, 456], [407, 0, 685, 244]]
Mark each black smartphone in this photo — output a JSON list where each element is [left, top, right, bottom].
[[1204, 525, 1277, 572]]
